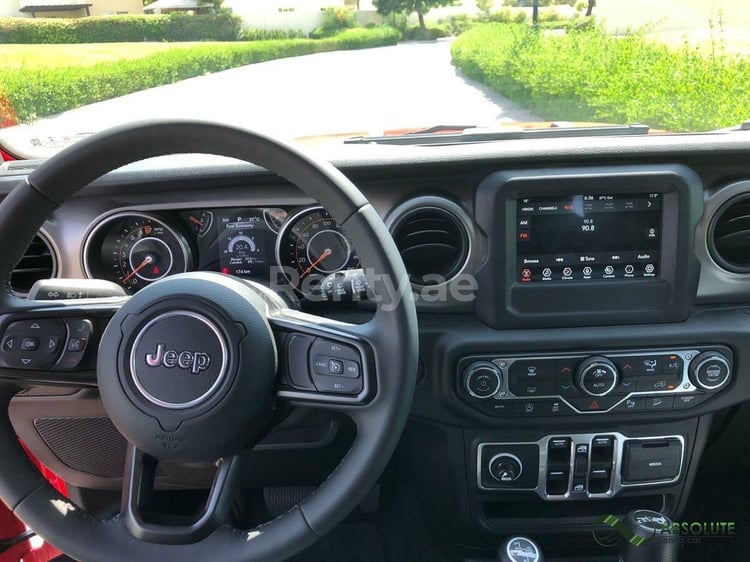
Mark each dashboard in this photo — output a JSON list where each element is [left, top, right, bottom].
[[81, 205, 361, 298], [5, 131, 750, 557]]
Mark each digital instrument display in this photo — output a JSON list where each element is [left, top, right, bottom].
[[216, 210, 270, 277], [516, 193, 661, 282]]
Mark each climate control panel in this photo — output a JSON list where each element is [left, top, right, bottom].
[[459, 347, 732, 417]]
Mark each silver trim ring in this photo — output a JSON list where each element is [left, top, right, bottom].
[[488, 453, 523, 483], [506, 537, 539, 562], [129, 311, 229, 410], [385, 196, 475, 289]]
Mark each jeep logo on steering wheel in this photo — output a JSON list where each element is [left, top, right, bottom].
[[145, 343, 211, 374]]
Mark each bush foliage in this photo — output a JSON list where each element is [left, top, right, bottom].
[[0, 27, 401, 124], [0, 13, 243, 43], [451, 23, 749, 132], [310, 7, 359, 39]]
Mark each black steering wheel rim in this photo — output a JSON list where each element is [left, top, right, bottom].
[[0, 120, 418, 562]]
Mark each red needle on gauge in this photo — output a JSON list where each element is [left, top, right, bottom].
[[301, 249, 331, 277], [122, 255, 153, 284], [189, 216, 204, 228]]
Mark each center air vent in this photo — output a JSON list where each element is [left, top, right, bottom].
[[389, 198, 471, 286], [11, 233, 57, 295], [709, 194, 750, 273]]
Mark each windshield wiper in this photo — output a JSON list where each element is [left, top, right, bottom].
[[344, 124, 650, 146]]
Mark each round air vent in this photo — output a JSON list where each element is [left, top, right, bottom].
[[389, 198, 471, 286], [11, 232, 57, 295]]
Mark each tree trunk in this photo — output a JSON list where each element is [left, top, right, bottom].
[[416, 1, 426, 31], [585, 0, 595, 16]]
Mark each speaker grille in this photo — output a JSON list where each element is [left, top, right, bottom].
[[34, 417, 127, 478]]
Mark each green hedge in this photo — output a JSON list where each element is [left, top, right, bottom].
[[0, 13, 243, 43], [0, 27, 401, 123], [451, 23, 750, 132], [239, 28, 307, 41]]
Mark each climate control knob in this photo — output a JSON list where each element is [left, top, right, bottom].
[[464, 361, 502, 399], [689, 352, 731, 391], [576, 356, 619, 396]]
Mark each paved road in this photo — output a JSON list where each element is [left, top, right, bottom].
[[1, 40, 538, 158]]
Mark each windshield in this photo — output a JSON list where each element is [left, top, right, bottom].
[[0, 0, 748, 158]]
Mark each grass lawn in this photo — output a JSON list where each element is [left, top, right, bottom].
[[0, 42, 218, 69]]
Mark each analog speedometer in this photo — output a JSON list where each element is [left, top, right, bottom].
[[275, 206, 360, 295], [84, 213, 192, 293]]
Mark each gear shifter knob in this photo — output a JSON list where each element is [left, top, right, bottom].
[[498, 536, 543, 562], [618, 510, 679, 562]]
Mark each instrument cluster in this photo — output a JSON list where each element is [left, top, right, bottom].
[[82, 206, 361, 297]]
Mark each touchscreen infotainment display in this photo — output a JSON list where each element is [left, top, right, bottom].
[[516, 193, 661, 282]]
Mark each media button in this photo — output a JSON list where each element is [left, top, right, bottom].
[[542, 267, 552, 279]]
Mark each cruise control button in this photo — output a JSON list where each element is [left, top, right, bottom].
[[310, 338, 360, 363], [312, 356, 329, 375], [342, 360, 360, 378], [311, 374, 362, 395], [328, 359, 344, 375]]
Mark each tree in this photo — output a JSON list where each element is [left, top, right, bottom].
[[374, 0, 454, 32], [585, 0, 595, 16], [476, 0, 493, 18]]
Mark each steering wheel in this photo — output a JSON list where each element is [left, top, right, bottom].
[[0, 121, 418, 562]]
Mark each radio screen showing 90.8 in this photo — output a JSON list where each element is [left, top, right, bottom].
[[516, 193, 661, 283]]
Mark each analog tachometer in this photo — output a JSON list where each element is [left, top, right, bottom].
[[84, 213, 192, 293]]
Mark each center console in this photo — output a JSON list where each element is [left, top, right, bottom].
[[401, 164, 745, 557]]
